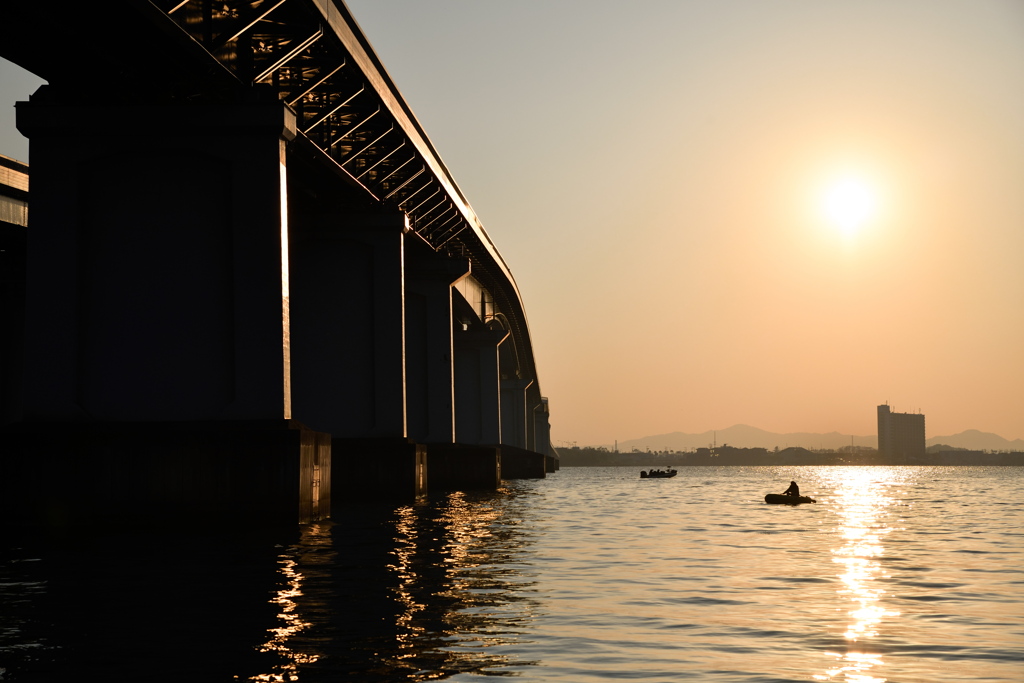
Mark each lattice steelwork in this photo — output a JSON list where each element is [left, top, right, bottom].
[[153, 0, 469, 249]]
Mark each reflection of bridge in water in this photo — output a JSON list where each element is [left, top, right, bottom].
[[0, 0, 554, 525]]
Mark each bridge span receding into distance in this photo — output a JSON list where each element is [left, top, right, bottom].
[[0, 0, 554, 526]]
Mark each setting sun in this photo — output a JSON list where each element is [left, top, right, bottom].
[[822, 177, 879, 236]]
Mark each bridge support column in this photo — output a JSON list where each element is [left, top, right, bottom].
[[16, 94, 295, 421], [454, 328, 508, 445], [289, 211, 415, 502], [498, 377, 545, 480], [5, 94, 329, 526], [289, 211, 408, 439], [500, 379, 534, 450], [534, 398, 553, 458], [404, 245, 469, 444], [440, 328, 506, 491]]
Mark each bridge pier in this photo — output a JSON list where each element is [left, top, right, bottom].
[[405, 243, 470, 444], [500, 379, 534, 450], [289, 209, 425, 500], [17, 94, 297, 423], [534, 398, 553, 460], [454, 328, 508, 445], [289, 211, 408, 439], [3, 93, 329, 526]]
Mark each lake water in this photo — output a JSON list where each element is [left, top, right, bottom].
[[2, 466, 1022, 681]]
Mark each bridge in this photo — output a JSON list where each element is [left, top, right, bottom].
[[0, 0, 553, 525]]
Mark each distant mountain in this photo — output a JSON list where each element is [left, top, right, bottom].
[[927, 430, 1024, 452], [612, 426, 1023, 452], [614, 425, 875, 452]]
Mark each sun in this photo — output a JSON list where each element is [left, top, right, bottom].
[[821, 177, 878, 236]]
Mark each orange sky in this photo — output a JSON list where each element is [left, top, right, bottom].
[[342, 1, 1024, 444], [3, 1, 1022, 445]]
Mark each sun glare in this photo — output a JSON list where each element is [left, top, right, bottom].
[[822, 177, 878, 236]]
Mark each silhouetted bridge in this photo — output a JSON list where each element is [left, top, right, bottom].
[[0, 1, 553, 525]]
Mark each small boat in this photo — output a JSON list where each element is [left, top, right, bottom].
[[765, 493, 816, 504], [640, 469, 677, 479]]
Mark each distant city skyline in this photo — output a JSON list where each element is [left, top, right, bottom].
[[3, 0, 1022, 444]]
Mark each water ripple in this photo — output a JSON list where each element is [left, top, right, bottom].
[[1, 466, 1023, 682]]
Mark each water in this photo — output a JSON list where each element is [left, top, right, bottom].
[[2, 466, 1022, 682]]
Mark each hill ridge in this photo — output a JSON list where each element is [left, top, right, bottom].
[[610, 426, 1022, 452]]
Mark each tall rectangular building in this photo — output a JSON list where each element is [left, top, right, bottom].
[[877, 404, 926, 460]]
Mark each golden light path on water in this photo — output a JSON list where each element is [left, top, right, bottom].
[[815, 468, 907, 683], [379, 490, 540, 678], [248, 525, 326, 683], [391, 503, 427, 665]]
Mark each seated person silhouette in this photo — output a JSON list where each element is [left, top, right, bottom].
[[783, 481, 800, 497]]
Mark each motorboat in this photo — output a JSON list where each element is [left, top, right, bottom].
[[640, 469, 677, 479]]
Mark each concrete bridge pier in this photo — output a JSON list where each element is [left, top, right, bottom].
[[404, 243, 469, 444], [18, 93, 297, 422], [3, 93, 329, 526], [535, 399, 555, 471], [500, 379, 533, 449], [404, 244, 501, 491], [288, 210, 422, 500], [498, 378, 548, 479], [289, 211, 408, 438], [443, 326, 507, 489], [454, 328, 507, 445]]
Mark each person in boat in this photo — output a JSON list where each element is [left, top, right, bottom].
[[783, 481, 800, 497]]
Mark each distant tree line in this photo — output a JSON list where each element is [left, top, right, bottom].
[[556, 445, 1024, 467]]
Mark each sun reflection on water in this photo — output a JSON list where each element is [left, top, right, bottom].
[[385, 490, 539, 678], [813, 468, 906, 683], [248, 525, 327, 682], [390, 503, 427, 662]]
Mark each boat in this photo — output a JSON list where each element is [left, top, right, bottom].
[[640, 469, 677, 478], [764, 493, 816, 504]]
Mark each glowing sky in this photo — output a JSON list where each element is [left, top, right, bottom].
[[2, 1, 1022, 445]]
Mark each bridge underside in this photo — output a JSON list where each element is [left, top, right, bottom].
[[0, 0, 553, 527]]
